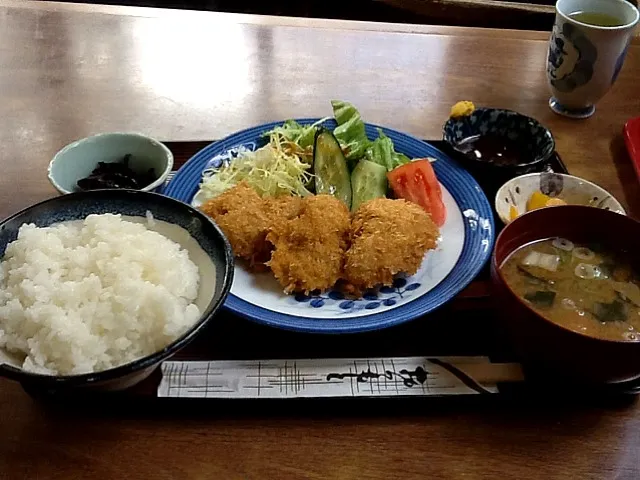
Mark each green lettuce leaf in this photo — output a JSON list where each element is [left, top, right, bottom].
[[331, 100, 370, 161], [365, 129, 411, 171]]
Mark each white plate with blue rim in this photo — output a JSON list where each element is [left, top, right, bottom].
[[162, 119, 494, 334]]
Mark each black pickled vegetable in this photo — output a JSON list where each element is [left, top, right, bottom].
[[76, 154, 156, 191], [313, 129, 352, 208], [524, 290, 556, 308]]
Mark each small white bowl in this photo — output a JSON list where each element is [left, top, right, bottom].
[[47, 132, 174, 194], [495, 172, 626, 225]]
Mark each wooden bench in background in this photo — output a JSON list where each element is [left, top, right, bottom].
[[53, 0, 640, 32], [379, 0, 638, 31]]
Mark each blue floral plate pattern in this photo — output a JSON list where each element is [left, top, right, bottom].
[[162, 119, 494, 334]]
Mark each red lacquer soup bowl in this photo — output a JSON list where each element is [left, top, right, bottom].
[[491, 205, 640, 385]]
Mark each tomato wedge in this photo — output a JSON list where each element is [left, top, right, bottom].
[[387, 159, 446, 227]]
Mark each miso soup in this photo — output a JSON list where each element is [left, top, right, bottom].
[[501, 238, 640, 341]]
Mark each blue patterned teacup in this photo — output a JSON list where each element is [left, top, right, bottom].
[[547, 0, 639, 118]]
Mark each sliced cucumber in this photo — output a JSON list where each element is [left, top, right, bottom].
[[313, 129, 352, 208], [350, 159, 387, 212]]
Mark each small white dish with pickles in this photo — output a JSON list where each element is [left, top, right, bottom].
[[495, 172, 625, 225]]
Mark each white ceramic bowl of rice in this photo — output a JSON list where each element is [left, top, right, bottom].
[[0, 190, 233, 393]]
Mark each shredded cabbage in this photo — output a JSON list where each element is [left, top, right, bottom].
[[264, 118, 329, 149], [262, 118, 330, 165], [197, 133, 314, 201]]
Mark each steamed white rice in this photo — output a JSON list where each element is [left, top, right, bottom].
[[0, 213, 201, 375]]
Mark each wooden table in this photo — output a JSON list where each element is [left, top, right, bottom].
[[1, 2, 640, 479]]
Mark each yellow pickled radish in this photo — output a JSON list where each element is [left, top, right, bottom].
[[526, 191, 567, 212], [546, 198, 567, 207], [509, 205, 519, 221], [526, 191, 552, 211]]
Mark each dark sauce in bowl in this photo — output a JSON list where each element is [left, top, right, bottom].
[[455, 134, 535, 167], [76, 154, 157, 191]]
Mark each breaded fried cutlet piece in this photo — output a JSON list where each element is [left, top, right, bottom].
[[343, 198, 439, 292], [266, 195, 350, 294], [264, 195, 303, 221], [200, 183, 302, 267], [200, 183, 271, 265]]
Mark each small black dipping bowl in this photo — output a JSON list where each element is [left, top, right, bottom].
[[0, 189, 234, 394], [443, 108, 555, 194]]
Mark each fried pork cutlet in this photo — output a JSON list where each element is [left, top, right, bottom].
[[266, 195, 350, 294], [200, 182, 301, 268], [264, 194, 303, 221], [343, 198, 439, 292]]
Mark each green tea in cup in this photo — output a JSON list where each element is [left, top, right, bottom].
[[546, 0, 639, 118], [567, 11, 626, 27]]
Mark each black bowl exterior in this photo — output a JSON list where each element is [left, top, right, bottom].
[[0, 189, 234, 392], [491, 205, 640, 385]]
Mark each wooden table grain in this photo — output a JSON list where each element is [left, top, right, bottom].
[[1, 2, 640, 479]]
